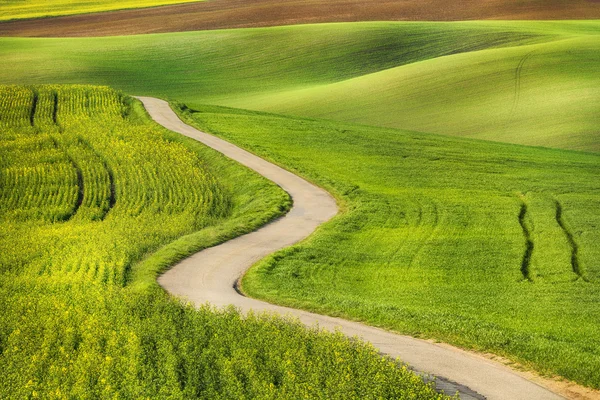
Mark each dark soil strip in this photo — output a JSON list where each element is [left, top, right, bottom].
[[52, 92, 58, 125], [106, 161, 116, 215], [76, 136, 116, 219], [2, 0, 600, 38], [518, 202, 534, 281], [30, 90, 38, 127], [70, 157, 85, 220], [555, 199, 586, 281]]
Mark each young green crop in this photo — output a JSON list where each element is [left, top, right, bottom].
[[0, 0, 203, 22], [178, 104, 600, 389], [0, 21, 598, 151], [0, 85, 450, 399]]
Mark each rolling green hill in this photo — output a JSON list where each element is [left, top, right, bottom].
[[1, 19, 599, 392], [0, 85, 446, 399], [238, 34, 600, 152], [177, 103, 600, 389], [0, 21, 598, 151]]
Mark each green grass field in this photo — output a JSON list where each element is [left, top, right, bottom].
[[0, 85, 449, 399], [0, 21, 598, 151], [244, 31, 600, 153], [2, 17, 599, 394], [0, 0, 202, 21], [175, 104, 600, 389]]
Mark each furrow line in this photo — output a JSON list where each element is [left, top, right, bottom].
[[30, 90, 38, 127], [518, 200, 534, 281], [554, 199, 586, 281], [77, 136, 117, 219], [69, 156, 85, 220], [408, 200, 439, 269], [52, 91, 58, 126], [48, 134, 84, 221]]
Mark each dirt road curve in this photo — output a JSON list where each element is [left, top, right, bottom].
[[137, 96, 564, 400]]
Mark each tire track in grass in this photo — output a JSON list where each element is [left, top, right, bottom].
[[52, 91, 58, 125], [29, 90, 38, 127], [84, 142, 117, 220], [47, 135, 85, 221], [408, 199, 439, 269], [49, 134, 115, 222], [511, 52, 534, 116], [68, 154, 85, 220], [518, 196, 534, 281], [554, 198, 587, 282], [76, 135, 117, 220], [379, 197, 414, 271], [106, 162, 116, 212], [31, 89, 85, 222]]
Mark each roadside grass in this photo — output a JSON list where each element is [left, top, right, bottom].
[[0, 0, 202, 22], [0, 21, 598, 151], [176, 104, 600, 389], [0, 85, 449, 399]]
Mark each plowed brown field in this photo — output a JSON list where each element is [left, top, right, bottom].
[[1, 0, 599, 37]]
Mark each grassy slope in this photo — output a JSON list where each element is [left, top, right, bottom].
[[0, 0, 202, 22], [178, 104, 600, 389], [240, 29, 600, 152], [0, 85, 447, 399], [0, 21, 598, 151], [0, 20, 597, 389]]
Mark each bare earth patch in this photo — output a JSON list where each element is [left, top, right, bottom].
[[1, 0, 600, 37]]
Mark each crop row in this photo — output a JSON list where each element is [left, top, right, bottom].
[[56, 132, 113, 222], [0, 86, 34, 128], [0, 85, 231, 286], [0, 85, 123, 129], [0, 134, 78, 222], [55, 85, 123, 122]]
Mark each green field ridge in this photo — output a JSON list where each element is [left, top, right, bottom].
[[0, 21, 598, 151]]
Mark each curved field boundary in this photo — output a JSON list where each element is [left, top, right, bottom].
[[2, 0, 600, 37], [137, 96, 564, 400]]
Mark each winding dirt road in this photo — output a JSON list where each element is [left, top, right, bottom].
[[137, 96, 564, 400]]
